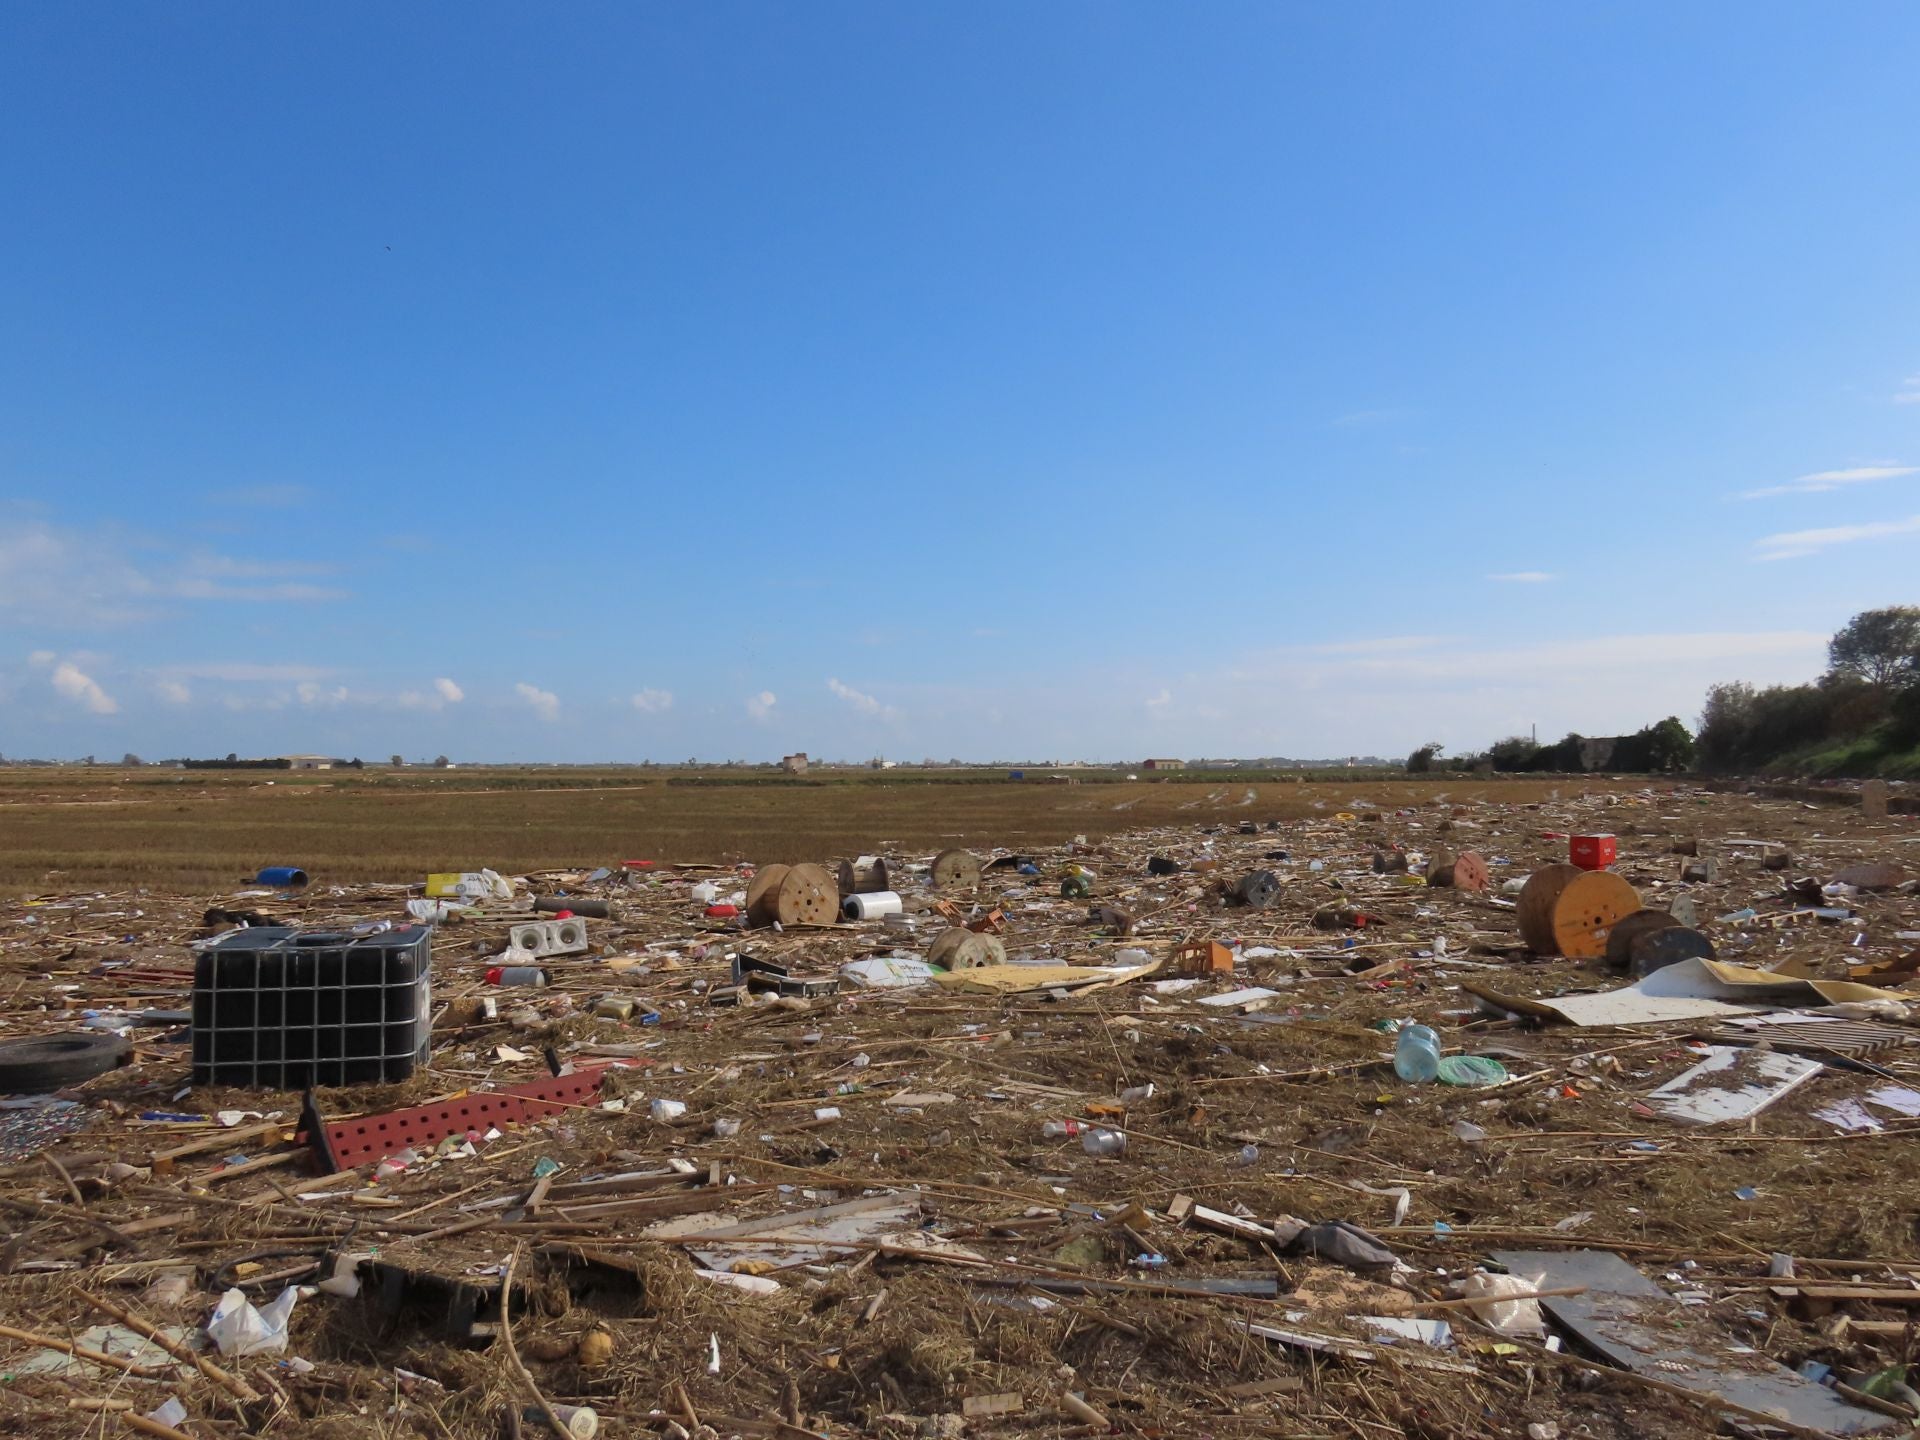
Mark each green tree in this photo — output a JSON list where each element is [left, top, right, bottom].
[[1486, 736, 1540, 772], [1697, 682, 1755, 771], [1405, 742, 1443, 773], [1890, 684, 1920, 746], [1641, 717, 1695, 772], [1828, 606, 1920, 688]]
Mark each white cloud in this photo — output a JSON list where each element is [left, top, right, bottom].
[[51, 661, 117, 715], [159, 662, 334, 683], [1487, 571, 1554, 583], [296, 681, 351, 707], [1145, 688, 1172, 708], [400, 676, 466, 711], [515, 682, 561, 721], [746, 690, 777, 722], [1894, 375, 1920, 406], [1754, 514, 1920, 561], [630, 688, 673, 714], [1307, 636, 1448, 656], [0, 517, 347, 626], [27, 650, 55, 667], [1740, 465, 1917, 500], [156, 679, 191, 705], [827, 677, 899, 720]]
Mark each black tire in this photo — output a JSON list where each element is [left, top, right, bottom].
[[0, 1032, 131, 1093]]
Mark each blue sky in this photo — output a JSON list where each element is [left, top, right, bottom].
[[4, 5, 1919, 763]]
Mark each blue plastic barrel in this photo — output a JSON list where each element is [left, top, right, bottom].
[[255, 866, 310, 887]]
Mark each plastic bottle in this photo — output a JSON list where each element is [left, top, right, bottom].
[[1081, 1127, 1126, 1157], [1041, 1119, 1084, 1139], [1393, 1023, 1443, 1083], [486, 966, 549, 987]]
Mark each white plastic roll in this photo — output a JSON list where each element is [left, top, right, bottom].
[[842, 890, 903, 921]]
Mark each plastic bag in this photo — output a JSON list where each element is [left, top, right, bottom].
[[1436, 1055, 1510, 1087], [207, 1286, 298, 1357], [1453, 1271, 1544, 1335]]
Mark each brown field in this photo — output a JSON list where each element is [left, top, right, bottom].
[[0, 766, 1579, 894], [0, 777, 1915, 1437]]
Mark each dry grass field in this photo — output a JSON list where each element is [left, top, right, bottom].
[[0, 765, 1578, 894]]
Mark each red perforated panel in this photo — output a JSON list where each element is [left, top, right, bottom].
[[309, 1068, 609, 1171]]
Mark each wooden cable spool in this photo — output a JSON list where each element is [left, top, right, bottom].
[[1232, 870, 1282, 908], [772, 863, 839, 927], [835, 857, 891, 895], [927, 928, 1005, 970], [1518, 865, 1640, 958], [745, 864, 790, 927], [1426, 849, 1489, 892], [1603, 909, 1682, 972], [930, 848, 982, 890], [1452, 851, 1490, 893], [1627, 924, 1714, 980]]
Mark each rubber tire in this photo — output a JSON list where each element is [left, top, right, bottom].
[[0, 1032, 131, 1093]]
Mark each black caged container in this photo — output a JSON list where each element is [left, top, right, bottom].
[[192, 926, 432, 1088]]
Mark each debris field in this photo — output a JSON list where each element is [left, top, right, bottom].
[[1, 783, 1918, 1440]]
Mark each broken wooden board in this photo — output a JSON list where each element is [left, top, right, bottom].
[[1194, 987, 1286, 1013], [1701, 1014, 1920, 1062], [962, 1393, 1024, 1418], [1644, 1045, 1822, 1125], [1490, 1250, 1891, 1434], [1468, 958, 1909, 1029], [654, 1191, 982, 1272], [932, 959, 1160, 995]]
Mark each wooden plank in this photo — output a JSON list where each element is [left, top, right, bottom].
[[199, 1151, 304, 1186], [149, 1121, 283, 1171], [962, 1393, 1024, 1418]]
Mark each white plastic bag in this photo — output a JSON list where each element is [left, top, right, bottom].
[[207, 1286, 299, 1357], [1453, 1272, 1544, 1336]]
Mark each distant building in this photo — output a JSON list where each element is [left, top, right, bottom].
[[1142, 758, 1186, 772], [781, 752, 809, 775], [281, 755, 336, 771]]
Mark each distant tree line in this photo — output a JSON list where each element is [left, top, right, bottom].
[[1410, 716, 1696, 776], [1695, 606, 1920, 772], [1406, 605, 1920, 779]]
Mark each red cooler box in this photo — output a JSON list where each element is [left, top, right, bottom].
[[1569, 834, 1617, 870]]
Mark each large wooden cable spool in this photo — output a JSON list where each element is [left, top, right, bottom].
[[772, 863, 840, 927], [745, 864, 790, 927], [836, 856, 891, 895], [1518, 864, 1639, 957], [928, 927, 1006, 970], [1628, 924, 1714, 980], [931, 848, 982, 890], [1603, 909, 1682, 972]]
